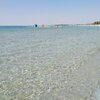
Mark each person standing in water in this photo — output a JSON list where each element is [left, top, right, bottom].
[[34, 24, 38, 27]]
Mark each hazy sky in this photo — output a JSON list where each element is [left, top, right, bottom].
[[0, 0, 100, 25]]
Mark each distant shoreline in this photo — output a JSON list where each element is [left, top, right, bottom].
[[0, 23, 100, 27]]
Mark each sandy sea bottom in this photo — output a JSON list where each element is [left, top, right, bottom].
[[0, 26, 100, 100]]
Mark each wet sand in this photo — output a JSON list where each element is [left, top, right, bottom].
[[63, 50, 100, 100]]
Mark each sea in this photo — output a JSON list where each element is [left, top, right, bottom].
[[0, 26, 100, 100]]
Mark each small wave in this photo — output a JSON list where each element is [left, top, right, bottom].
[[87, 47, 100, 56], [93, 80, 100, 100]]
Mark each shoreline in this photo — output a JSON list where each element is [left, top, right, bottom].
[[67, 49, 100, 100]]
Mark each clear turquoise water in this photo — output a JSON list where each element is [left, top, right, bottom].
[[0, 26, 100, 99], [0, 26, 100, 66]]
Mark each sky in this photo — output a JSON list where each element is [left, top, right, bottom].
[[0, 0, 100, 25]]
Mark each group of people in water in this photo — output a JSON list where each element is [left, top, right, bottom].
[[34, 24, 45, 28]]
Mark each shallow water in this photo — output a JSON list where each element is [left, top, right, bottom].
[[0, 26, 100, 100]]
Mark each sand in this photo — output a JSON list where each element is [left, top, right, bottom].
[[0, 51, 100, 100], [0, 49, 100, 100], [63, 51, 100, 100]]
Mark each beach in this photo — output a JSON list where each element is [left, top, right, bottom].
[[0, 26, 100, 100]]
